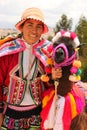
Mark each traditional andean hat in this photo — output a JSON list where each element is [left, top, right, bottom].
[[15, 7, 48, 34]]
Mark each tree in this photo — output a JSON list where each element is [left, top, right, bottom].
[[81, 65, 87, 82], [54, 14, 73, 34], [75, 16, 87, 56], [75, 16, 87, 44], [47, 35, 53, 41]]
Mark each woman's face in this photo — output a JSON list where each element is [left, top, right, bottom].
[[21, 19, 44, 44]]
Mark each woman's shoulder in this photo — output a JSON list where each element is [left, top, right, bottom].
[[0, 36, 26, 57]]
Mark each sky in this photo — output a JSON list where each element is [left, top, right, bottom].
[[0, 0, 87, 30]]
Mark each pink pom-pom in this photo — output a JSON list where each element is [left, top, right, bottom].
[[61, 30, 65, 35], [45, 66, 52, 74], [47, 45, 53, 53], [70, 66, 78, 74], [70, 32, 76, 40]]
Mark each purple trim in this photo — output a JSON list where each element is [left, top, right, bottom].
[[52, 43, 76, 68]]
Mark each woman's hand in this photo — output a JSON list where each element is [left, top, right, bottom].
[[52, 67, 62, 80], [0, 113, 3, 126]]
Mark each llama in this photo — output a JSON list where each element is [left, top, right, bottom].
[[40, 30, 85, 130]]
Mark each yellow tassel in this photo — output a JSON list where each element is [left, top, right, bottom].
[[46, 58, 53, 65], [41, 74, 49, 82]]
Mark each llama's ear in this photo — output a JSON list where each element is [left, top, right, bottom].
[[77, 43, 87, 48], [53, 42, 59, 48], [53, 42, 58, 48]]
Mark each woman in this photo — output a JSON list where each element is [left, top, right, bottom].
[[0, 7, 62, 130]]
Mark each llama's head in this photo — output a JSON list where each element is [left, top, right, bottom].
[[52, 30, 80, 68], [52, 36, 76, 68]]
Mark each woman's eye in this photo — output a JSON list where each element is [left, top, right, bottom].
[[28, 24, 32, 27], [37, 25, 43, 29]]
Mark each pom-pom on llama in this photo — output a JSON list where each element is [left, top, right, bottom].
[[40, 30, 85, 130]]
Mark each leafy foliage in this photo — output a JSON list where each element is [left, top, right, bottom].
[[75, 16, 87, 43], [54, 14, 72, 34], [81, 65, 87, 82], [75, 16, 87, 56]]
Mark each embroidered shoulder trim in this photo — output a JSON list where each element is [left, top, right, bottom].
[[32, 39, 53, 66], [0, 38, 26, 57]]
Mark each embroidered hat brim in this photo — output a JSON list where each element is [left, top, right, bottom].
[[15, 7, 48, 34]]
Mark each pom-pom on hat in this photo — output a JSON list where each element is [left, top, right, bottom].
[[15, 7, 48, 34], [52, 30, 80, 47]]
